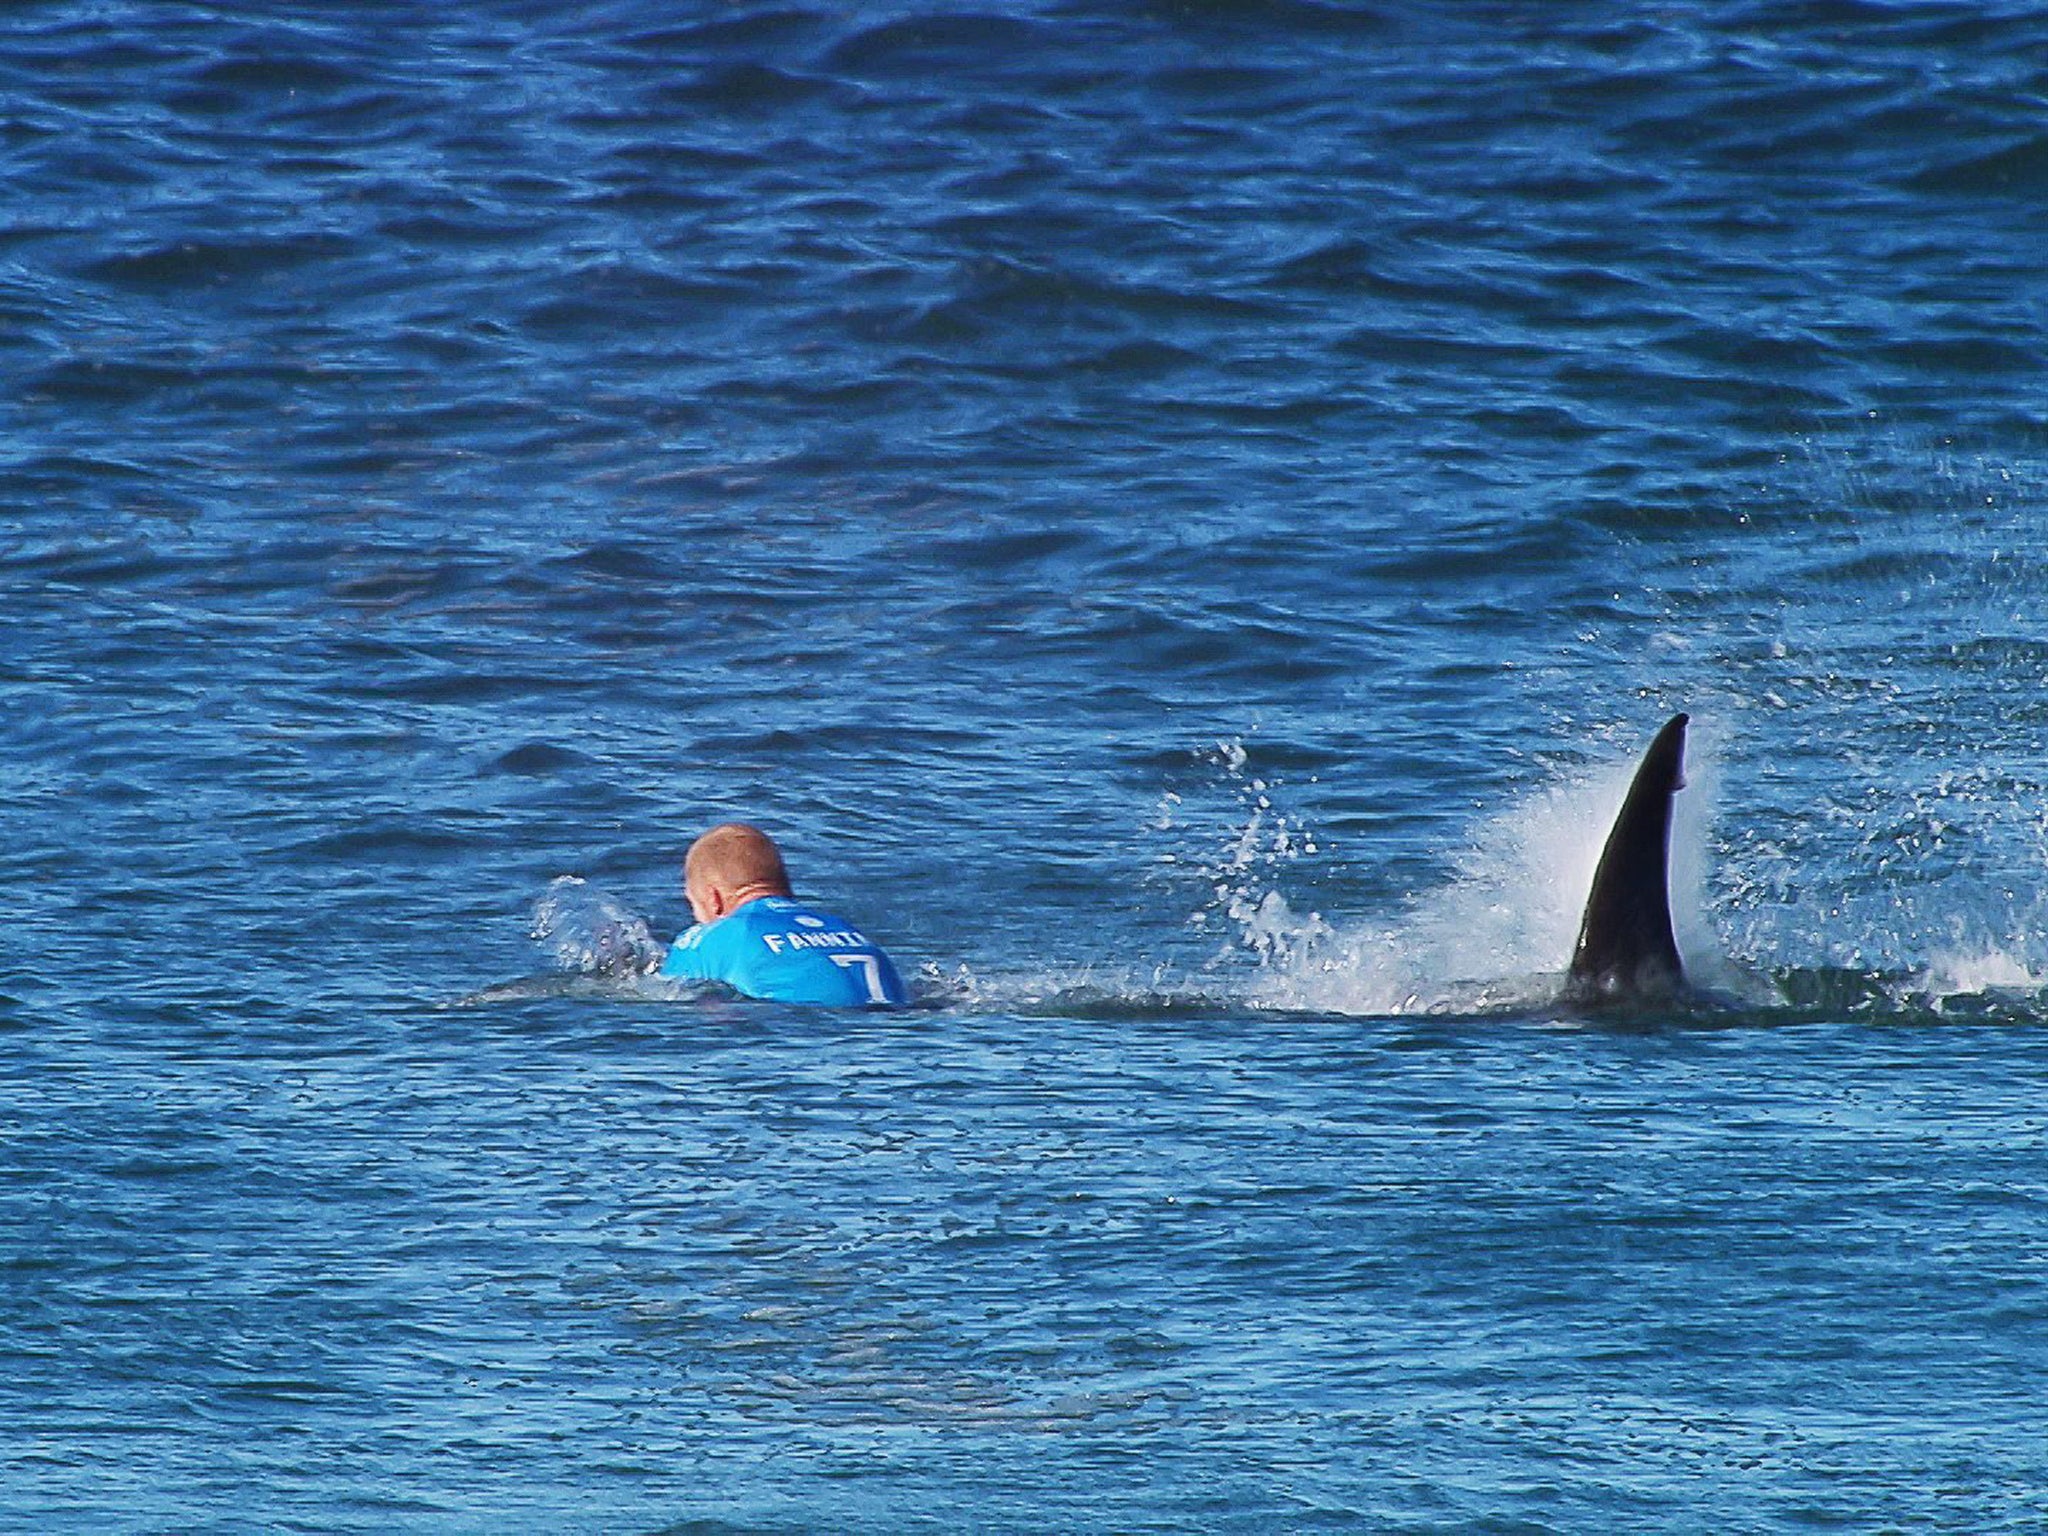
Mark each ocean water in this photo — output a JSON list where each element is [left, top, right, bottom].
[[5, 1, 2048, 1530]]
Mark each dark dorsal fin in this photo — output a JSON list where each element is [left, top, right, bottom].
[[1565, 713, 1689, 1005]]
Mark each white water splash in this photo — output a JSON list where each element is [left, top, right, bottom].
[[1216, 726, 1729, 1017], [1189, 736, 1326, 926], [1923, 946, 2045, 1000], [529, 875, 666, 975]]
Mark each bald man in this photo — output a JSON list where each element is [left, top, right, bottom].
[[658, 823, 909, 1006]]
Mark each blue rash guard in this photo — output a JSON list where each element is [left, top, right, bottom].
[[658, 895, 909, 1007]]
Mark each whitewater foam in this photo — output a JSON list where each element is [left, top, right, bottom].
[[1221, 725, 1726, 1016]]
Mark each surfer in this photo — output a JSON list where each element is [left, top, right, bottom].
[[659, 822, 909, 1007]]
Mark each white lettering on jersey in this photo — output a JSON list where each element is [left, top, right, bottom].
[[768, 929, 867, 952]]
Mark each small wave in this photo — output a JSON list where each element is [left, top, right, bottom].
[[484, 741, 592, 777], [1904, 133, 2048, 195], [823, 13, 1052, 79], [83, 232, 357, 291]]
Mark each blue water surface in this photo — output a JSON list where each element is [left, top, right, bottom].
[[4, 2, 2047, 1530]]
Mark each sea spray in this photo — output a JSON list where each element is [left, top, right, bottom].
[[1174, 736, 1331, 971], [1220, 726, 1731, 1016], [1922, 945, 2045, 1003], [529, 876, 666, 975], [1714, 733, 2048, 1002]]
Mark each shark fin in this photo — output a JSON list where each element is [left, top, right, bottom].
[[1564, 713, 1689, 1005]]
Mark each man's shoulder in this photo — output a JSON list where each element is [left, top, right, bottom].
[[672, 904, 768, 957]]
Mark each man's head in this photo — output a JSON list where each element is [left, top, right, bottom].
[[684, 822, 793, 924]]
